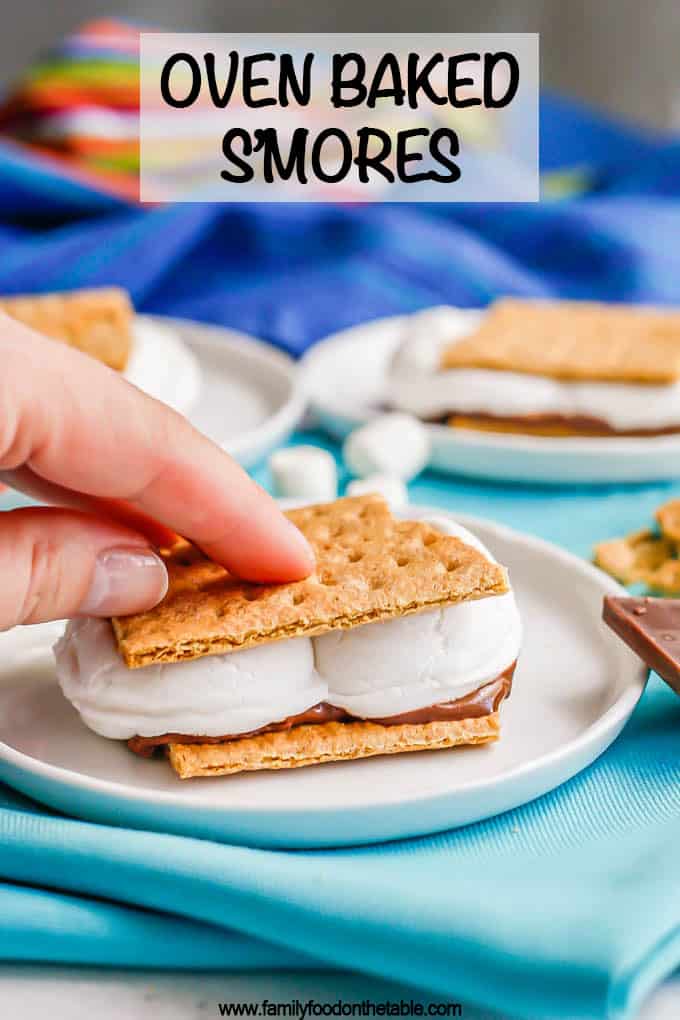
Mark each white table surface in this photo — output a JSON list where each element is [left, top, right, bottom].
[[1, 967, 678, 1020]]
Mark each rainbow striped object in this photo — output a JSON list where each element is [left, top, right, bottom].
[[0, 19, 141, 200], [0, 20, 589, 202]]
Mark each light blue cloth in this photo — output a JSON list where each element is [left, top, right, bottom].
[[2, 445, 680, 1019]]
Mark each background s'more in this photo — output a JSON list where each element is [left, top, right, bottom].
[[388, 298, 680, 437], [54, 495, 521, 779], [0, 288, 133, 371]]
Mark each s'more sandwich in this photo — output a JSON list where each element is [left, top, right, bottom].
[[388, 298, 680, 437], [54, 495, 521, 779], [1, 287, 133, 371]]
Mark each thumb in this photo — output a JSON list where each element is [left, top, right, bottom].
[[0, 507, 168, 629]]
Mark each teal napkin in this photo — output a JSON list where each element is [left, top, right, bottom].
[[2, 432, 680, 1020]]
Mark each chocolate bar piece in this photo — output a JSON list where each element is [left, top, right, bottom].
[[603, 595, 680, 695]]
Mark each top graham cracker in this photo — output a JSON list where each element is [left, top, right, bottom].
[[0, 287, 133, 371], [112, 495, 509, 669], [440, 298, 680, 384]]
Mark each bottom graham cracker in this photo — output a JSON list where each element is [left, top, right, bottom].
[[168, 714, 500, 779]]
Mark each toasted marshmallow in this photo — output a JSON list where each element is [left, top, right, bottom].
[[269, 446, 338, 502], [343, 413, 430, 482], [346, 474, 408, 510]]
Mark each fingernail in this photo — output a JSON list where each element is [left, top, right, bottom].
[[79, 547, 169, 616]]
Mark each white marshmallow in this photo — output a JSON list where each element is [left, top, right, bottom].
[[389, 306, 480, 377], [346, 474, 408, 510], [343, 413, 430, 482], [315, 518, 520, 718], [269, 445, 337, 502], [317, 593, 520, 718], [54, 619, 325, 740]]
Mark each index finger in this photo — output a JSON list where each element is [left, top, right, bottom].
[[1, 316, 314, 582]]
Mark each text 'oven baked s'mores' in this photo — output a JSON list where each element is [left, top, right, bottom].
[[54, 496, 521, 779], [388, 299, 680, 437]]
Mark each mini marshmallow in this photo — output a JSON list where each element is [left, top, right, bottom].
[[342, 413, 430, 482], [346, 474, 408, 510], [269, 445, 338, 502]]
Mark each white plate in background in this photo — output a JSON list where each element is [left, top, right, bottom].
[[0, 507, 645, 848], [125, 316, 202, 416], [126, 315, 306, 468], [300, 313, 680, 484]]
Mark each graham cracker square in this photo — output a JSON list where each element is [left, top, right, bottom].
[[0, 287, 133, 371], [168, 714, 500, 778], [441, 298, 680, 384], [112, 495, 508, 668]]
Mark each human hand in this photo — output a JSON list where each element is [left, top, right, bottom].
[[0, 313, 314, 629]]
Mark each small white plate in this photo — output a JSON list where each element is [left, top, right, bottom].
[[125, 316, 202, 417], [127, 315, 306, 468], [301, 314, 680, 484], [0, 508, 645, 848]]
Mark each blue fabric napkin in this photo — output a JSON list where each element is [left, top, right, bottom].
[[2, 94, 680, 1019]]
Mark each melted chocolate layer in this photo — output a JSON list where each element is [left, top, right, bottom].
[[436, 411, 680, 438], [128, 662, 515, 757]]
